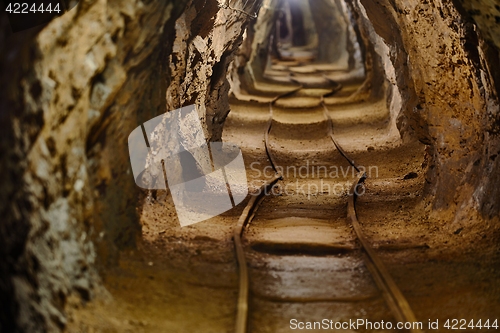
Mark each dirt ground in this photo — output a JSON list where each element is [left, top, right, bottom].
[[65, 60, 500, 333]]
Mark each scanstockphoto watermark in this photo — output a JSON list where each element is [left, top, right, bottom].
[[290, 318, 424, 331], [249, 161, 379, 199]]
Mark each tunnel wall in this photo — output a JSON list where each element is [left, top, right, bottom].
[[309, 0, 350, 66], [0, 0, 254, 331], [165, 0, 260, 142], [353, 0, 500, 222], [0, 1, 185, 331], [347, 0, 401, 136], [241, 0, 280, 87]]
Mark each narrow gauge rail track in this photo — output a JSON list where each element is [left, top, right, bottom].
[[233, 73, 422, 333]]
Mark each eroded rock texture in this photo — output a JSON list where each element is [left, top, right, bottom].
[[353, 0, 500, 222], [0, 0, 255, 331], [235, 0, 280, 87], [0, 1, 184, 331], [166, 0, 260, 141], [309, 0, 350, 66]]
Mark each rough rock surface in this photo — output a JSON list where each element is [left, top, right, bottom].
[[0, 1, 184, 331], [355, 0, 500, 222], [308, 0, 350, 66], [0, 0, 255, 331], [165, 0, 261, 141], [240, 0, 281, 85]]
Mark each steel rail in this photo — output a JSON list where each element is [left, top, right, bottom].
[[321, 97, 422, 333], [347, 174, 421, 332], [234, 174, 280, 333], [320, 94, 360, 172], [234, 86, 302, 333], [235, 72, 421, 333]]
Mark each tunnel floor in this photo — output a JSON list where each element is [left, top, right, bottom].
[[65, 52, 500, 333]]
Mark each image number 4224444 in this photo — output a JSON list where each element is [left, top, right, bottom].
[[2, 1, 79, 32]]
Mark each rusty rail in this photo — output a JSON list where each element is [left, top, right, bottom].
[[234, 71, 422, 333], [322, 99, 422, 333]]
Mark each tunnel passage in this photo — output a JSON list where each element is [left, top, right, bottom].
[[230, 0, 399, 142], [0, 0, 500, 332]]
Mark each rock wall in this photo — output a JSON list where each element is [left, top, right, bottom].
[[308, 0, 350, 66], [348, 0, 404, 142], [457, 0, 500, 97], [241, 0, 281, 86], [0, 0, 254, 331], [0, 1, 184, 331], [165, 0, 261, 141], [353, 0, 500, 221]]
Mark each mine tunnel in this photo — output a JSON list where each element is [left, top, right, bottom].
[[1, 0, 500, 332]]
